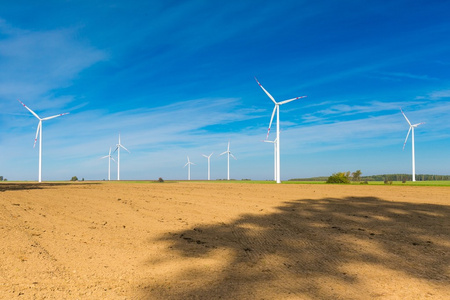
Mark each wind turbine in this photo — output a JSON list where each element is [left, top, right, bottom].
[[101, 147, 116, 181], [114, 133, 130, 181], [184, 156, 195, 180], [401, 108, 424, 182], [219, 141, 236, 180], [255, 78, 306, 183], [18, 100, 69, 182], [202, 152, 214, 180], [263, 138, 277, 182]]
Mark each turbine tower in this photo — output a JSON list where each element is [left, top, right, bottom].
[[18, 100, 69, 182], [219, 141, 236, 180], [184, 156, 195, 180], [401, 108, 424, 182], [114, 133, 130, 181], [101, 147, 116, 181], [202, 152, 213, 180], [263, 138, 277, 182], [255, 78, 306, 183]]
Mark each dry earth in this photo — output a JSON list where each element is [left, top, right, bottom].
[[0, 181, 449, 299]]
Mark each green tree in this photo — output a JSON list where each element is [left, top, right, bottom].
[[351, 170, 362, 182], [70, 176, 78, 181], [326, 172, 351, 184]]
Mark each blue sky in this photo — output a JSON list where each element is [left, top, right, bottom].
[[1, 0, 449, 181]]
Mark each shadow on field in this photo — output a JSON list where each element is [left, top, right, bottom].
[[0, 182, 99, 192], [141, 197, 450, 299]]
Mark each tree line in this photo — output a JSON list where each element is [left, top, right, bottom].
[[290, 173, 450, 182]]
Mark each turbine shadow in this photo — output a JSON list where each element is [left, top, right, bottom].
[[140, 196, 450, 299]]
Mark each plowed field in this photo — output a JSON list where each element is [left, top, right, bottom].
[[1, 182, 449, 299]]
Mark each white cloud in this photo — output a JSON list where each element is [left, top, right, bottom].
[[0, 19, 106, 104], [428, 89, 450, 100]]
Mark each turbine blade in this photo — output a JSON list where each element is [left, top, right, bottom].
[[403, 127, 411, 150], [219, 151, 227, 156], [413, 122, 425, 127], [400, 108, 412, 126], [255, 77, 277, 104], [42, 112, 69, 121], [202, 154, 208, 158], [18, 99, 41, 120], [110, 157, 116, 163], [113, 146, 119, 153], [278, 95, 307, 105], [120, 144, 130, 153], [100, 155, 109, 159], [33, 121, 41, 148], [267, 106, 277, 139], [230, 153, 237, 160]]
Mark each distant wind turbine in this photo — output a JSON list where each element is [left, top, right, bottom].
[[255, 78, 306, 183], [114, 134, 130, 181], [202, 152, 214, 180], [18, 100, 69, 182], [401, 108, 425, 182], [101, 147, 116, 181], [184, 156, 195, 180], [219, 141, 236, 180], [263, 138, 277, 182]]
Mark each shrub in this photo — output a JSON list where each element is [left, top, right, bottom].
[[70, 176, 78, 181], [158, 177, 164, 183], [326, 172, 351, 184], [384, 180, 392, 185], [360, 181, 369, 184]]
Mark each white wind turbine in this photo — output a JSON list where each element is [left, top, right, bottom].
[[184, 156, 195, 180], [219, 141, 236, 180], [18, 100, 69, 183], [255, 78, 306, 183], [202, 152, 214, 180], [101, 147, 116, 181], [401, 108, 425, 182], [263, 138, 277, 182], [114, 134, 130, 181]]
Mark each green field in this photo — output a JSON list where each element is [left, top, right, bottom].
[[1, 180, 450, 187], [119, 180, 450, 187]]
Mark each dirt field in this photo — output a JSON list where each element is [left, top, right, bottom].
[[0, 181, 449, 299]]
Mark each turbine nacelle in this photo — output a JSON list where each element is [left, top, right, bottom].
[[184, 156, 195, 167], [401, 108, 425, 150], [255, 79, 306, 141], [202, 152, 214, 159]]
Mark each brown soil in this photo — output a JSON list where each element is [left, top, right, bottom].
[[1, 181, 449, 299]]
